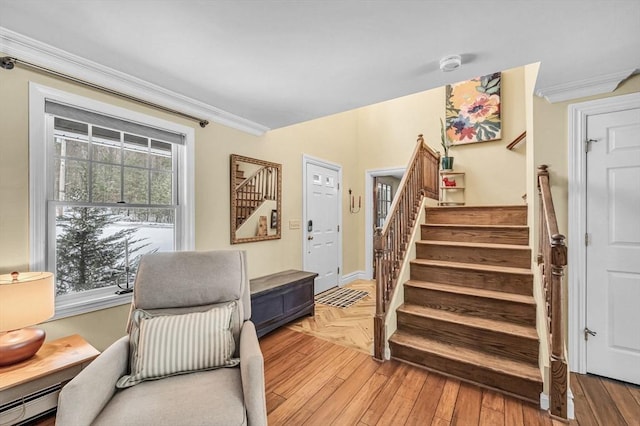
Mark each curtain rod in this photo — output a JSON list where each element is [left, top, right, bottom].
[[0, 56, 209, 128]]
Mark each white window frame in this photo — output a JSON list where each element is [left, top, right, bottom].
[[29, 83, 195, 319]]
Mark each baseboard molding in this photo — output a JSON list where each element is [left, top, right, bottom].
[[341, 270, 367, 285], [539, 389, 574, 420]]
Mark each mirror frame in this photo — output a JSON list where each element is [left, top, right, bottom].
[[230, 154, 282, 244]]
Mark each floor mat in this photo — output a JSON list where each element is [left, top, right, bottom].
[[315, 287, 369, 308]]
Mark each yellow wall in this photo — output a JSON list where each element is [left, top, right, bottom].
[[0, 59, 528, 350], [532, 73, 640, 239]]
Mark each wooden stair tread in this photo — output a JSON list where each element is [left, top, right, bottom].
[[389, 330, 542, 383], [416, 240, 530, 250], [427, 205, 527, 210], [405, 280, 535, 305], [424, 223, 528, 229], [410, 258, 532, 275], [398, 304, 538, 340]]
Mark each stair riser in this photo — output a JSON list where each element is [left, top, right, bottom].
[[389, 342, 541, 402], [404, 286, 536, 326], [397, 312, 539, 366], [426, 207, 527, 226], [421, 225, 529, 245], [410, 263, 533, 296], [416, 243, 531, 269]]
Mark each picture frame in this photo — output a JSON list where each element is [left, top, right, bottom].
[[446, 72, 502, 145]]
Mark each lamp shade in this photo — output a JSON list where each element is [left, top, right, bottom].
[[0, 272, 55, 332]]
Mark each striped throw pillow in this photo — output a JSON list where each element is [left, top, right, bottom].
[[117, 302, 239, 388]]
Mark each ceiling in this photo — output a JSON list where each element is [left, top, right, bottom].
[[1, 1, 639, 131]]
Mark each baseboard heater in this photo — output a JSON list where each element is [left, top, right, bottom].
[[0, 384, 61, 425]]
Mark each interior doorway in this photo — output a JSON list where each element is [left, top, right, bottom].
[[364, 167, 405, 279]]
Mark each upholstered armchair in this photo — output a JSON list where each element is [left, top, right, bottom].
[[56, 250, 267, 426]]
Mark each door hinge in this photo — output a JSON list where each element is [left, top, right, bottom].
[[584, 327, 597, 341], [337, 267, 340, 274], [337, 225, 340, 232], [585, 233, 590, 246]]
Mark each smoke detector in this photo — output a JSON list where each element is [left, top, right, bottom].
[[439, 55, 462, 72]]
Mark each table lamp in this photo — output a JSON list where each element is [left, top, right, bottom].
[[0, 271, 55, 366]]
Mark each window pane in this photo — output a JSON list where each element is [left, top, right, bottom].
[[54, 159, 89, 201], [123, 133, 148, 167], [92, 126, 121, 164], [54, 118, 89, 159], [55, 206, 175, 295], [92, 163, 122, 203], [150, 171, 172, 204], [150, 140, 173, 171], [124, 167, 149, 204]]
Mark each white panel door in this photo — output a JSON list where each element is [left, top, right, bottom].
[[305, 162, 340, 294], [586, 107, 640, 384]]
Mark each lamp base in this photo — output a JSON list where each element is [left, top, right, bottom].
[[0, 327, 46, 366]]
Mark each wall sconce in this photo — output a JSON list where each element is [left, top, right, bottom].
[[348, 189, 361, 214], [0, 271, 55, 366]]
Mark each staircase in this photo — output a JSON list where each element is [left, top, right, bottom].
[[234, 163, 269, 227], [388, 205, 543, 403]]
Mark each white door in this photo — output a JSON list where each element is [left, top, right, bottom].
[[304, 162, 340, 294], [586, 107, 640, 385]]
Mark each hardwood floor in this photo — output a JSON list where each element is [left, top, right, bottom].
[[31, 280, 639, 425], [570, 372, 640, 426], [261, 327, 560, 426]]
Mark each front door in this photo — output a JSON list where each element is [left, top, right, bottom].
[[304, 161, 340, 294], [586, 106, 640, 385]]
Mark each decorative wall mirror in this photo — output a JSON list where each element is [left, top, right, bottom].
[[230, 154, 282, 244]]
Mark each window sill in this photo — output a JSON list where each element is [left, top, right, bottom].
[[50, 286, 132, 321]]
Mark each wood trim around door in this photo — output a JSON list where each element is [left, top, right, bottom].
[[364, 167, 406, 279]]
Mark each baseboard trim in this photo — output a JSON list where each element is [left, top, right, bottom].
[[341, 270, 367, 285]]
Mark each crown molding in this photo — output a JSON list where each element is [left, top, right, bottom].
[[535, 69, 638, 103], [0, 27, 270, 136]]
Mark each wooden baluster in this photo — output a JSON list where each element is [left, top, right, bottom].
[[374, 227, 385, 361]]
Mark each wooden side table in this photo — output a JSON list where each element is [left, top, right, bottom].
[[0, 334, 99, 425]]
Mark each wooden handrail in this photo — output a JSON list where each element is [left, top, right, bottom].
[[373, 134, 440, 360], [506, 131, 526, 150], [537, 164, 568, 419]]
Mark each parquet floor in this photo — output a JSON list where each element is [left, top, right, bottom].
[[287, 280, 375, 354]]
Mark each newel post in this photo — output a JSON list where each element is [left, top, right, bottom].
[[373, 227, 385, 361], [550, 234, 568, 419]]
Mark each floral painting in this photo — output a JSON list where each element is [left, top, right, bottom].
[[445, 72, 501, 144]]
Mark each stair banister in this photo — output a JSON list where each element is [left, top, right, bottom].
[[373, 134, 439, 361], [537, 164, 568, 419]]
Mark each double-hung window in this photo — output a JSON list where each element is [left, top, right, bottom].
[[30, 84, 194, 318]]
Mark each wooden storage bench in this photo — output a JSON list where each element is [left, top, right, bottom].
[[250, 270, 317, 337]]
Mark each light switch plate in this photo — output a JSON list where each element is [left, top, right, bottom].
[[289, 220, 301, 230]]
